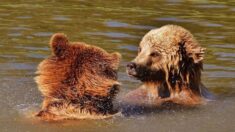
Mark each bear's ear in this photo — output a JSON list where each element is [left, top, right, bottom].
[[190, 46, 206, 63], [110, 52, 121, 70], [179, 41, 205, 63], [49, 33, 69, 57]]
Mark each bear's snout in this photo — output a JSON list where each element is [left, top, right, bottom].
[[126, 62, 137, 76]]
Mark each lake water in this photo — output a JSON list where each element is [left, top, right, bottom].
[[0, 0, 235, 132]]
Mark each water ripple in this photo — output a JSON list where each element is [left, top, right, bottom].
[[86, 32, 139, 39], [106, 21, 155, 29], [156, 17, 223, 27], [33, 32, 53, 37]]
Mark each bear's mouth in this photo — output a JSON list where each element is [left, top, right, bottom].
[[126, 67, 138, 77], [126, 62, 137, 77], [126, 64, 148, 78], [126, 64, 165, 82]]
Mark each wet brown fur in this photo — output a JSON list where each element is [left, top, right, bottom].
[[125, 25, 208, 107], [35, 33, 121, 121]]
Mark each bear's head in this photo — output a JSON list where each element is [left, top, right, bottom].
[[126, 25, 205, 94], [35, 33, 121, 118]]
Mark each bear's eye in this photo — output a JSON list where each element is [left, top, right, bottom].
[[138, 47, 141, 53], [150, 52, 160, 57]]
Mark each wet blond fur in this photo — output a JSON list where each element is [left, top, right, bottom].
[[125, 25, 207, 106]]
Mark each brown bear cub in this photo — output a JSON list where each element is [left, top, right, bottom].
[[125, 25, 212, 109], [35, 33, 121, 120]]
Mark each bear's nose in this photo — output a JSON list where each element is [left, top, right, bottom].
[[127, 62, 136, 70]]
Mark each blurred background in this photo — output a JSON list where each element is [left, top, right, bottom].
[[0, 0, 234, 132]]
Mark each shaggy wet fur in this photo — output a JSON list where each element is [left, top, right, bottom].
[[35, 33, 121, 121], [125, 25, 211, 108]]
